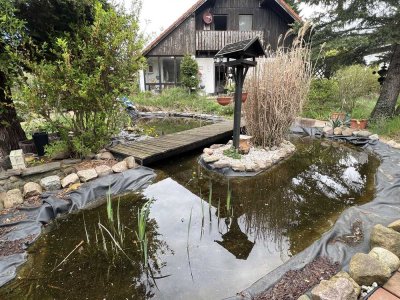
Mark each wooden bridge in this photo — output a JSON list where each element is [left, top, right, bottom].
[[109, 120, 234, 165]]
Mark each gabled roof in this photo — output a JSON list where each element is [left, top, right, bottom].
[[143, 0, 302, 56]]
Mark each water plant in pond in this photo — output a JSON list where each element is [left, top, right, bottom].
[[136, 200, 152, 266]]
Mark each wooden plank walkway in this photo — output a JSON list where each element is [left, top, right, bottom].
[[108, 120, 234, 165]]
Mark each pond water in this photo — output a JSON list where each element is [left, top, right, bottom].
[[0, 138, 380, 300], [135, 117, 213, 137]]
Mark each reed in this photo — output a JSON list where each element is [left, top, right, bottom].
[[243, 23, 313, 148], [136, 200, 152, 266]]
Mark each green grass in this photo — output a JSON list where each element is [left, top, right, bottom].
[[369, 116, 400, 142], [132, 88, 233, 117]]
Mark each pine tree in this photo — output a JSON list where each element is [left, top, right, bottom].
[[303, 0, 400, 121]]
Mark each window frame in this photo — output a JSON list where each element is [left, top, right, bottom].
[[238, 14, 253, 31]]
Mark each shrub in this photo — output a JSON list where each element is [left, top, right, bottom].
[[244, 25, 313, 148], [335, 65, 380, 113], [180, 55, 200, 91], [19, 2, 144, 157]]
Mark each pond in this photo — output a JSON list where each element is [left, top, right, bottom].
[[134, 117, 213, 137], [0, 138, 380, 300]]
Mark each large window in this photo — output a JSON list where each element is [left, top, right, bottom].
[[239, 15, 253, 31], [214, 15, 228, 31]]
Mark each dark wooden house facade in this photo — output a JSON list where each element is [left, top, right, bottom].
[[140, 0, 300, 94]]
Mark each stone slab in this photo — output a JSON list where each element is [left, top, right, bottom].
[[369, 288, 400, 300], [384, 272, 400, 298], [61, 159, 82, 166], [21, 162, 61, 177]]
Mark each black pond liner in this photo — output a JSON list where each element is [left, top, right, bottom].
[[227, 127, 400, 299], [0, 167, 155, 287]]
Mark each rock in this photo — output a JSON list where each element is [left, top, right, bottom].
[[334, 127, 343, 135], [4, 189, 24, 209], [342, 128, 354, 136], [355, 130, 372, 138], [77, 169, 98, 183], [210, 144, 224, 150], [203, 155, 220, 163], [40, 175, 61, 191], [254, 159, 268, 169], [51, 150, 70, 160], [0, 192, 7, 209], [245, 162, 260, 172], [371, 224, 400, 257], [203, 148, 214, 155], [349, 253, 391, 286], [61, 173, 80, 188], [63, 166, 77, 176], [369, 247, 400, 273], [112, 161, 128, 173], [213, 160, 230, 169], [311, 277, 357, 300], [95, 165, 113, 177], [388, 220, 400, 232], [124, 156, 138, 169], [96, 151, 115, 160], [387, 140, 400, 149], [84, 153, 96, 160], [323, 126, 333, 135], [331, 271, 361, 296], [298, 295, 311, 300], [23, 182, 42, 198], [231, 161, 245, 172], [369, 134, 379, 141]]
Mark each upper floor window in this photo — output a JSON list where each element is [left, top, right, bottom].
[[239, 15, 253, 31], [214, 15, 228, 31]]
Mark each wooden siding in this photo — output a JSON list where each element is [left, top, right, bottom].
[[196, 30, 263, 51], [147, 16, 196, 56], [195, 0, 290, 50]]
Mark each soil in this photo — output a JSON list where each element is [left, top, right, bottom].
[[19, 195, 43, 208], [74, 159, 118, 171], [254, 257, 340, 300]]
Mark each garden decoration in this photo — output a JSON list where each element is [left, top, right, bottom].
[[214, 37, 266, 149]]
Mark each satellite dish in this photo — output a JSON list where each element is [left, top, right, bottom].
[[203, 11, 213, 24]]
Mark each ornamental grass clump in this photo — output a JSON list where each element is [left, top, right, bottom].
[[244, 24, 313, 148]]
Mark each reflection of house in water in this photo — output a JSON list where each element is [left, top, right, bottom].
[[215, 217, 255, 260]]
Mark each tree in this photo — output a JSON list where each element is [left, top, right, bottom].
[[304, 0, 400, 121], [0, 0, 26, 157], [21, 2, 145, 157], [0, 0, 102, 156]]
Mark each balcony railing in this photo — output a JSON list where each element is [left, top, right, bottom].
[[196, 30, 264, 51]]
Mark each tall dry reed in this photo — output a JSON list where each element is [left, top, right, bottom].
[[243, 24, 313, 148]]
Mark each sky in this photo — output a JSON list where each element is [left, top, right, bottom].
[[120, 0, 316, 40]]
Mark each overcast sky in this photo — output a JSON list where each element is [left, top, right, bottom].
[[120, 0, 316, 40]]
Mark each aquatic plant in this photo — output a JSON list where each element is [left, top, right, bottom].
[[136, 200, 152, 266], [226, 182, 232, 216]]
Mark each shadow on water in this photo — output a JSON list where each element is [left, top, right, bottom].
[[0, 137, 380, 300]]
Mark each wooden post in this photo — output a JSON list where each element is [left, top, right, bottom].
[[233, 65, 244, 149], [158, 57, 162, 91]]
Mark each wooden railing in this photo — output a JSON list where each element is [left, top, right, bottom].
[[196, 30, 264, 51]]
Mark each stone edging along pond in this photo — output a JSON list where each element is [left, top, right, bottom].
[[228, 131, 400, 299]]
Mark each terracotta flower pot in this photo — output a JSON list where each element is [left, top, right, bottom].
[[241, 92, 248, 103], [217, 96, 232, 106], [331, 112, 346, 122], [350, 119, 368, 130]]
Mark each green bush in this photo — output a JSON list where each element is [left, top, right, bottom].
[[180, 55, 200, 91]]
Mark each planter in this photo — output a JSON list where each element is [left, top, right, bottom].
[[18, 139, 37, 154], [350, 119, 368, 130], [241, 92, 248, 103], [32, 132, 49, 157], [331, 112, 346, 122], [217, 96, 232, 106], [239, 135, 253, 155]]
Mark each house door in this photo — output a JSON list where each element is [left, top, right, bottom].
[[215, 65, 227, 94]]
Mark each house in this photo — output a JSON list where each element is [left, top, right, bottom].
[[140, 0, 301, 94]]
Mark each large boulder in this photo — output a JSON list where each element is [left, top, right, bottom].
[[77, 169, 98, 183], [40, 176, 61, 191], [388, 220, 400, 232], [213, 160, 230, 169], [4, 189, 24, 208], [349, 253, 391, 286], [124, 156, 138, 169], [23, 182, 42, 198], [61, 173, 80, 188], [298, 295, 311, 300], [311, 277, 357, 300], [369, 247, 400, 273], [95, 165, 113, 177], [354, 130, 372, 138], [96, 151, 115, 160], [112, 161, 128, 173], [370, 224, 400, 257], [203, 155, 220, 163], [331, 271, 361, 296]]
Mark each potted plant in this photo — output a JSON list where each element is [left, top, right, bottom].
[[330, 111, 346, 122], [241, 92, 248, 103], [217, 95, 233, 106], [350, 119, 368, 130]]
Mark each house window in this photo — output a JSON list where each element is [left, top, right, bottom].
[[239, 15, 253, 31], [148, 64, 154, 73], [214, 15, 227, 31]]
